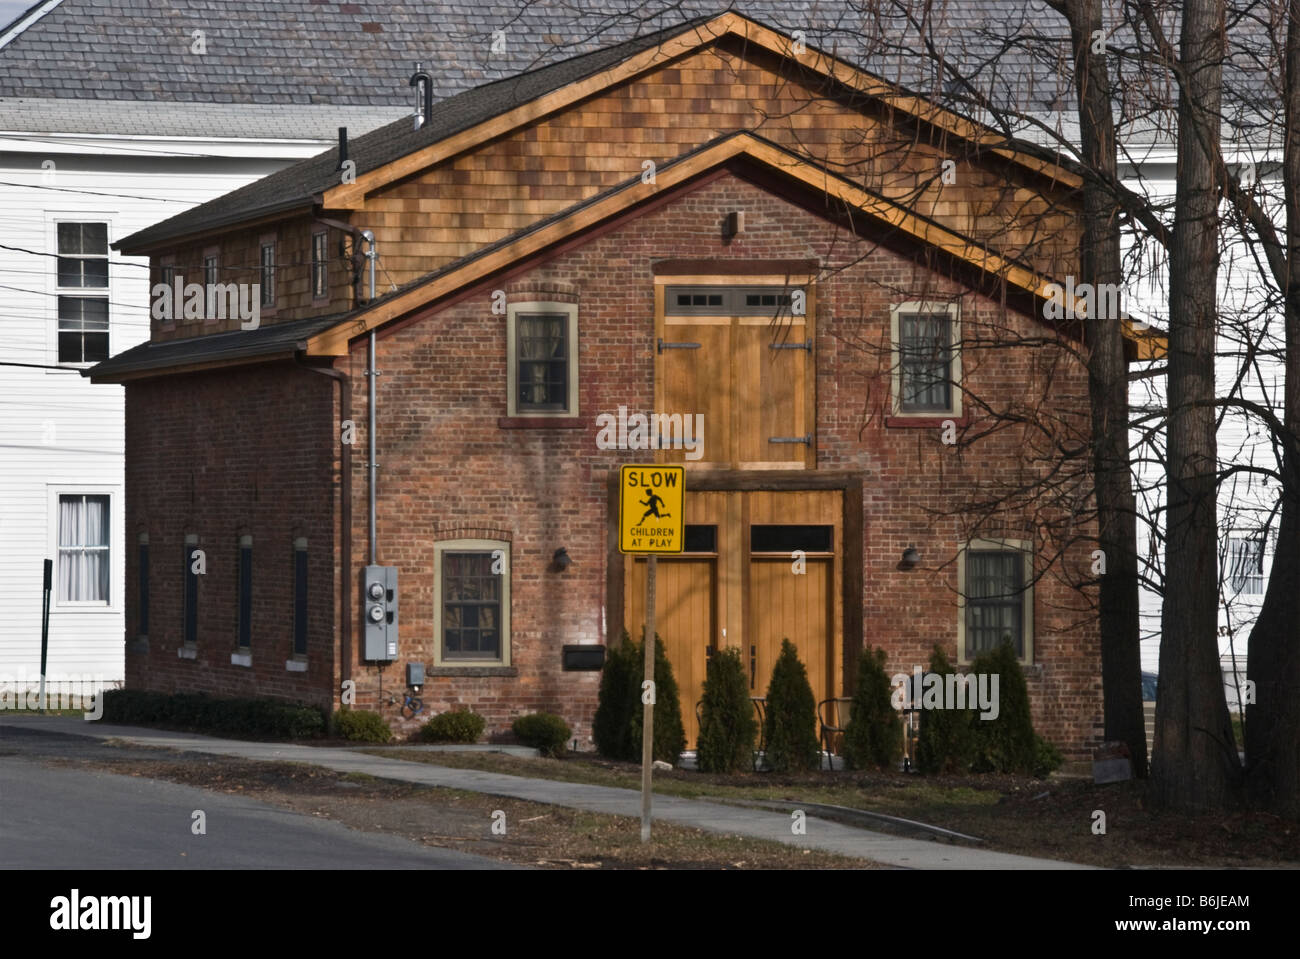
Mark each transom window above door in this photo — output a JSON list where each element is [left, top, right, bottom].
[[666, 285, 805, 315]]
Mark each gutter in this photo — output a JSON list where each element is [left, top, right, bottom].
[[294, 353, 353, 703]]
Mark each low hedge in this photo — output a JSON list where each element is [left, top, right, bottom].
[[333, 709, 393, 743], [512, 712, 571, 757], [419, 709, 486, 743], [100, 688, 326, 740]]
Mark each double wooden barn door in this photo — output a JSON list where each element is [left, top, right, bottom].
[[625, 489, 841, 748]]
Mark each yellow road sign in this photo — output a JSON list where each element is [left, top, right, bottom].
[[618, 465, 684, 553]]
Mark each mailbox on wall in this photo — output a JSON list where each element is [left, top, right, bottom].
[[363, 565, 398, 661], [562, 645, 606, 671]]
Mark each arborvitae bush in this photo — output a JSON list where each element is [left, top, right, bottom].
[[418, 709, 486, 743], [512, 712, 571, 757], [594, 629, 686, 765], [842, 647, 902, 770], [696, 647, 758, 773], [915, 645, 976, 774], [762, 639, 821, 772], [968, 637, 1039, 774], [628, 631, 687, 766], [333, 709, 393, 743], [592, 630, 640, 759]]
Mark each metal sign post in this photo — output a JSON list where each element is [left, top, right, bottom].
[[39, 559, 52, 712], [617, 464, 684, 844], [641, 554, 656, 842]]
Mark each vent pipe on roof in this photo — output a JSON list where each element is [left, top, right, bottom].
[[337, 127, 348, 171], [409, 62, 433, 131]]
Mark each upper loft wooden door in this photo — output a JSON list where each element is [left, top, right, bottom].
[[655, 280, 815, 470]]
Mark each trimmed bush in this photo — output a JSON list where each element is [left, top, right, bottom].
[[842, 647, 902, 770], [512, 712, 571, 757], [762, 639, 821, 773], [100, 689, 326, 740], [696, 647, 758, 773], [1032, 734, 1064, 778], [593, 629, 687, 766], [333, 709, 392, 744], [968, 637, 1038, 774], [914, 645, 977, 775], [419, 709, 486, 744], [592, 629, 640, 760]]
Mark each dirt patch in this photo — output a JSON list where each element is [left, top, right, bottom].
[[47, 750, 871, 870], [364, 748, 1300, 867]]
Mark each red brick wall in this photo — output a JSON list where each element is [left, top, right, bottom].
[[336, 171, 1101, 755], [124, 364, 338, 707], [125, 170, 1102, 758]]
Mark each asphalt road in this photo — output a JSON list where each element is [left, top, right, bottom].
[[0, 748, 517, 870]]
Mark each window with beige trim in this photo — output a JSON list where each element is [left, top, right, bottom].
[[506, 301, 578, 416], [957, 538, 1033, 663], [890, 301, 962, 416], [433, 539, 511, 666]]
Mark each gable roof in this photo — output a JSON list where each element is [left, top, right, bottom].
[[89, 130, 1162, 383], [115, 11, 1081, 253]]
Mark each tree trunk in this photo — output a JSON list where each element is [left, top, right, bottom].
[[1152, 0, 1241, 811], [1064, 0, 1149, 777], [1244, 0, 1300, 818]]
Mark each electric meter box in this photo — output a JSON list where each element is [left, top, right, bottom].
[[362, 565, 399, 661]]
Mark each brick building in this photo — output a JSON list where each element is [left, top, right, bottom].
[[89, 14, 1158, 757]]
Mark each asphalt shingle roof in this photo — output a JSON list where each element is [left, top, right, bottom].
[[0, 1, 1065, 106], [84, 311, 346, 380], [0, 97, 408, 139]]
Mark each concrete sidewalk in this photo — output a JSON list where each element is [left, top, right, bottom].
[[0, 715, 1091, 870]]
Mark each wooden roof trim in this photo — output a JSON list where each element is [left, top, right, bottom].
[[723, 17, 1082, 190], [305, 133, 1144, 358], [320, 12, 1078, 210]]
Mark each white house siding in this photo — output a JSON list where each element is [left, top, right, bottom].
[[1124, 153, 1282, 708], [0, 136, 357, 695]]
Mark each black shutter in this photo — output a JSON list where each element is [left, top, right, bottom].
[[293, 548, 308, 656], [138, 543, 149, 636], [238, 544, 253, 649]]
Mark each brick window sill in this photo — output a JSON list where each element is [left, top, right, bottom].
[[178, 644, 197, 660], [497, 417, 584, 429], [884, 414, 968, 429], [231, 651, 252, 668], [426, 666, 518, 677], [285, 658, 308, 672]]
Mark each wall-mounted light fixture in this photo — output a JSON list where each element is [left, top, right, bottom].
[[901, 546, 921, 569], [552, 547, 572, 572]]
